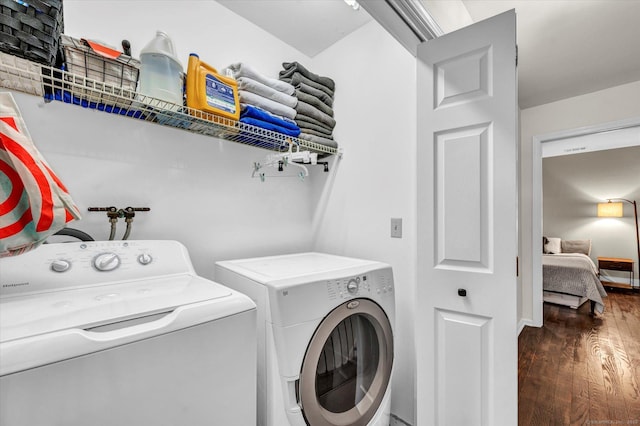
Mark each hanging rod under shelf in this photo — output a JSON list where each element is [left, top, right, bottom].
[[0, 53, 337, 156]]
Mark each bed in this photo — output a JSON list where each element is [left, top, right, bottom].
[[542, 238, 608, 314]]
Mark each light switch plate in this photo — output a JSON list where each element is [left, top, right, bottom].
[[391, 218, 402, 238]]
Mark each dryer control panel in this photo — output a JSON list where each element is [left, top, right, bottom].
[[326, 270, 394, 301]]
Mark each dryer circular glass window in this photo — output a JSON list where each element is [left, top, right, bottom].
[[298, 298, 393, 426]]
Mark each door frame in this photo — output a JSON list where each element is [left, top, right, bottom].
[[530, 116, 640, 326]]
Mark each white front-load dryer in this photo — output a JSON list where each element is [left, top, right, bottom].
[[215, 252, 395, 426]]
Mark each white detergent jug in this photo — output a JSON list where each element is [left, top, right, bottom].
[[137, 31, 183, 109]]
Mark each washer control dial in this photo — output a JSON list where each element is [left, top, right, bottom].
[[138, 253, 153, 265], [93, 252, 121, 271], [347, 279, 359, 294], [51, 259, 71, 273]]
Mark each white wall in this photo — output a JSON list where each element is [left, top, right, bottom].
[[312, 21, 417, 425], [519, 80, 640, 324], [424, 0, 474, 33], [63, 1, 295, 80], [8, 1, 419, 424], [23, 0, 321, 277], [10, 91, 320, 276]]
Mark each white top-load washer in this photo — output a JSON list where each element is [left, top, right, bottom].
[[0, 240, 257, 426], [215, 252, 395, 426]]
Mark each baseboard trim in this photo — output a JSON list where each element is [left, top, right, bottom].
[[599, 273, 639, 288], [518, 318, 537, 335], [390, 413, 413, 426], [601, 281, 639, 290]]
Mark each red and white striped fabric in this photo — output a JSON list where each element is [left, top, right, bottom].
[[0, 92, 81, 257]]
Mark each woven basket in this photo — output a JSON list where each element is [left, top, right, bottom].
[[0, 0, 64, 66]]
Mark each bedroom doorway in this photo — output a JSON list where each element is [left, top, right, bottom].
[[531, 117, 640, 326]]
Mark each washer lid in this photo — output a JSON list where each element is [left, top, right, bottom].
[[0, 274, 232, 343], [218, 252, 381, 284]]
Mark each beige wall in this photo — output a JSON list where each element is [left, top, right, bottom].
[[519, 80, 640, 325], [543, 147, 640, 284]]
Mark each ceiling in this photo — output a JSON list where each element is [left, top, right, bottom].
[[462, 0, 640, 108], [216, 0, 372, 58], [216, 0, 640, 109]]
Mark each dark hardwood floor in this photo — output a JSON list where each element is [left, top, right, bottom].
[[519, 289, 640, 425]]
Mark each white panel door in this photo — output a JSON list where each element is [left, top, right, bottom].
[[416, 10, 518, 426]]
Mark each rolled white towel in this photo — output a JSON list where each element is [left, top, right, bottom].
[[223, 62, 295, 95], [238, 90, 297, 120], [237, 77, 298, 109]]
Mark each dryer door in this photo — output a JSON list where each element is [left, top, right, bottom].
[[298, 298, 393, 426]]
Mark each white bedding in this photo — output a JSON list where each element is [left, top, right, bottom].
[[548, 253, 599, 275], [542, 253, 607, 313]]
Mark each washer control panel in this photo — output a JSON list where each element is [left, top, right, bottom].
[[0, 240, 192, 297], [326, 269, 394, 301], [93, 252, 123, 272]]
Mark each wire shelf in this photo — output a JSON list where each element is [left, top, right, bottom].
[[0, 53, 338, 156]]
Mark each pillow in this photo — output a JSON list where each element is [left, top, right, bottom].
[[561, 239, 591, 256], [544, 237, 562, 254]]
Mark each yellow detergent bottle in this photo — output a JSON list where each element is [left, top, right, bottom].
[[186, 53, 240, 121]]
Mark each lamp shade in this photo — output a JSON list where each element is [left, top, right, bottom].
[[597, 202, 623, 217]]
